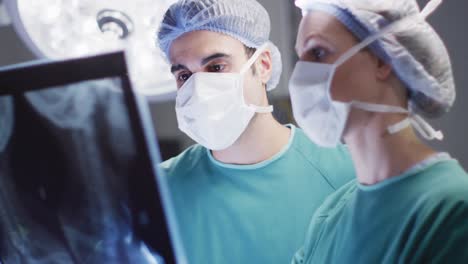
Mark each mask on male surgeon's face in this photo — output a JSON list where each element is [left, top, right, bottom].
[[175, 43, 274, 150]]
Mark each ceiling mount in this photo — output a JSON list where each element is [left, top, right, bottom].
[[97, 9, 134, 39]]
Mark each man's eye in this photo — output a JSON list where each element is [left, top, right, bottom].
[[208, 64, 225, 72]]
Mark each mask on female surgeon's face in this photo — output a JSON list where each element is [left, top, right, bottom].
[[289, 1, 444, 148], [175, 43, 273, 151]]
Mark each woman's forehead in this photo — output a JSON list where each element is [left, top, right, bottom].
[[297, 11, 360, 50], [300, 12, 353, 39]]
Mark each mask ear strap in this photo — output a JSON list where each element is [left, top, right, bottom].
[[410, 114, 444, 140], [386, 113, 444, 141], [334, 16, 413, 67], [421, 0, 443, 18], [239, 42, 274, 114], [350, 101, 408, 114], [350, 101, 444, 140], [334, 0, 443, 68], [240, 42, 270, 75], [248, 104, 274, 113], [387, 118, 412, 134]]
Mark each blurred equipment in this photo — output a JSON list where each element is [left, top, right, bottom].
[[0, 0, 11, 26], [3, 0, 178, 100]]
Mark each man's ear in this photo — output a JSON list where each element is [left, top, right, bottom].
[[256, 50, 273, 85]]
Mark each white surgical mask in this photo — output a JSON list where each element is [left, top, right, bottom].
[[289, 2, 444, 148], [175, 43, 273, 150]]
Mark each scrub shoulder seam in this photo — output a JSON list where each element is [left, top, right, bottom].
[[290, 144, 337, 191]]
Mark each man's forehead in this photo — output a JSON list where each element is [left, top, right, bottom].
[[169, 30, 245, 64], [170, 47, 233, 64]]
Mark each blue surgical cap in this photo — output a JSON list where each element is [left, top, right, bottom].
[[157, 0, 282, 91]]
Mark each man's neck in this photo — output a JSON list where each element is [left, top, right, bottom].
[[212, 114, 291, 165]]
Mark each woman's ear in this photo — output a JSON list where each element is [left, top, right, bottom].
[[256, 50, 273, 85], [376, 58, 393, 81]]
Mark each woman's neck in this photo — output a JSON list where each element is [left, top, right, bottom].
[[344, 118, 436, 186]]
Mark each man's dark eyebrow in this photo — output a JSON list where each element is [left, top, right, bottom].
[[171, 64, 188, 74], [201, 53, 231, 66], [171, 53, 230, 73]]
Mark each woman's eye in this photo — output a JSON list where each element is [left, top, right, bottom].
[[177, 72, 192, 83], [208, 64, 225, 72], [308, 47, 329, 62]]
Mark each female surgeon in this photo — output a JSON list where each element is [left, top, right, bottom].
[[289, 0, 468, 263]]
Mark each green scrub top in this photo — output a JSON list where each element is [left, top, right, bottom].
[[160, 125, 355, 264], [292, 153, 468, 264]]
